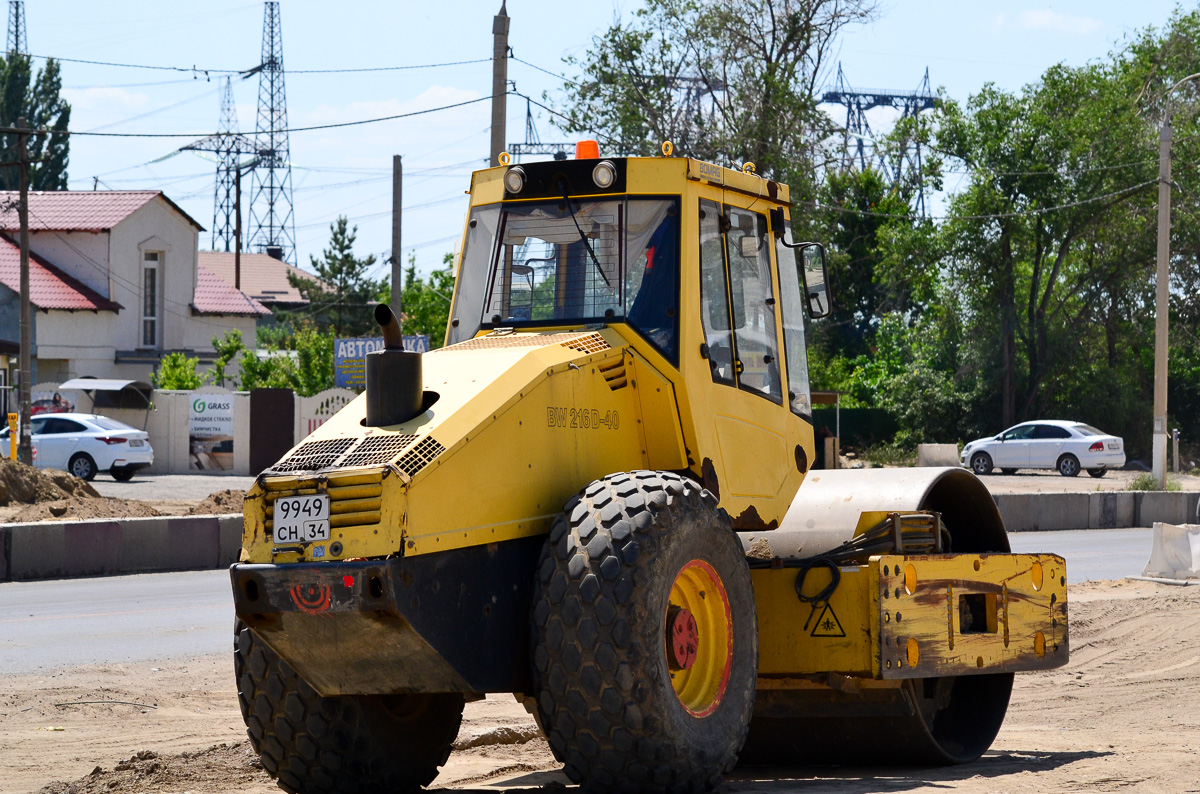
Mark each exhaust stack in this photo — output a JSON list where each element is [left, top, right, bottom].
[[365, 304, 423, 427]]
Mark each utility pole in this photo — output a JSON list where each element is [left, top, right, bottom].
[[1153, 120, 1171, 487], [391, 155, 402, 322], [235, 166, 244, 291], [489, 2, 509, 166], [16, 116, 30, 464]]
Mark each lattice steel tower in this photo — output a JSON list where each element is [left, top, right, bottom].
[[248, 1, 296, 263], [7, 1, 26, 56], [822, 64, 936, 216], [209, 77, 240, 251]]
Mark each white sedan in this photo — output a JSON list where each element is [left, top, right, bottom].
[[0, 413, 153, 481], [961, 420, 1125, 478]]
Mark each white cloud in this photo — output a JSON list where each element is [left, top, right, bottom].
[[1018, 9, 1104, 36]]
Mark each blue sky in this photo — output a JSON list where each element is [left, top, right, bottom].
[[21, 0, 1189, 278]]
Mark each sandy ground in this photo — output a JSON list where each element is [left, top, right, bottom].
[[3, 579, 1198, 794]]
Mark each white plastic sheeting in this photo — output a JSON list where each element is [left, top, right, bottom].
[[1143, 522, 1200, 579]]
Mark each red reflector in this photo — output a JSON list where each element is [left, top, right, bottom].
[[342, 575, 355, 588], [575, 139, 600, 159], [97, 436, 128, 445], [1089, 441, 1104, 451]]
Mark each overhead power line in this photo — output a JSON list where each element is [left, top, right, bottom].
[[64, 94, 496, 138], [29, 52, 491, 76]]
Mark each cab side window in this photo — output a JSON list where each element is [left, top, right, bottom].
[[725, 207, 782, 405], [775, 218, 812, 417], [699, 199, 735, 385]]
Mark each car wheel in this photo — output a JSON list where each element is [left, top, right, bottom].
[[69, 453, 97, 481], [1058, 455, 1080, 477], [1087, 467, 1107, 478], [111, 466, 135, 482], [970, 452, 993, 475], [1000, 468, 1018, 475]]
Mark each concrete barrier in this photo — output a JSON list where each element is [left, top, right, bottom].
[[997, 491, 1200, 532], [917, 444, 961, 467], [1, 514, 243, 582]]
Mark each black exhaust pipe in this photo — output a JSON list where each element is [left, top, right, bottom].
[[365, 304, 424, 427]]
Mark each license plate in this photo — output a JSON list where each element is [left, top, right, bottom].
[[274, 494, 330, 543], [129, 439, 144, 447], [1107, 442, 1120, 450]]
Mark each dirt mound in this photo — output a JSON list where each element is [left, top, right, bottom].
[[0, 459, 99, 505], [36, 743, 271, 794], [188, 489, 245, 515], [9, 497, 162, 523]]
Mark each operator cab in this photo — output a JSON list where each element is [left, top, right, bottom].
[[450, 146, 832, 526]]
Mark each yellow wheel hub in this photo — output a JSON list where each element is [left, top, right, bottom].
[[666, 559, 733, 717]]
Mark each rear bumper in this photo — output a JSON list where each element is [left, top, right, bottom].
[[1083, 452, 1125, 469], [231, 535, 542, 697], [110, 461, 152, 472]]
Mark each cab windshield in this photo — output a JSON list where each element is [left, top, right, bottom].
[[448, 197, 680, 361]]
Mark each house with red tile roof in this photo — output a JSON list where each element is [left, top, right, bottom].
[[0, 190, 268, 383], [198, 251, 330, 310]]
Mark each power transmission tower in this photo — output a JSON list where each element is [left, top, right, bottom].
[[507, 97, 572, 161], [209, 77, 240, 251], [821, 64, 936, 216], [7, 1, 26, 56], [247, 1, 296, 264]]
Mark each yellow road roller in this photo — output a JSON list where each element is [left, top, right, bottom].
[[231, 146, 1068, 793]]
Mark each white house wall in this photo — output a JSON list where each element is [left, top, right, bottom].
[[27, 230, 112, 297], [28, 195, 260, 382], [107, 196, 200, 352]]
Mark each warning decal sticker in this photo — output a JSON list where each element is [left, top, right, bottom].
[[810, 603, 846, 637]]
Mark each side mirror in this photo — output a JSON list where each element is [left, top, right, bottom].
[[797, 243, 830, 319], [770, 208, 831, 319]]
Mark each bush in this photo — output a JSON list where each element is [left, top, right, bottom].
[[1126, 473, 1182, 492], [858, 441, 918, 467], [150, 352, 205, 390]]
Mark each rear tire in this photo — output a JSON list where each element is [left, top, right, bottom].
[[110, 466, 135, 482], [234, 621, 463, 793], [1058, 454, 1081, 477], [68, 453, 97, 481], [970, 452, 993, 475], [1087, 467, 1107, 478], [531, 471, 757, 792]]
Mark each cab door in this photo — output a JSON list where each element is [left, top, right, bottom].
[[695, 198, 795, 526]]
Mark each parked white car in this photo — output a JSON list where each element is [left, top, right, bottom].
[[961, 420, 1125, 478], [0, 413, 153, 481]]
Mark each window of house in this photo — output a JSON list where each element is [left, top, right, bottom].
[[142, 252, 159, 348]]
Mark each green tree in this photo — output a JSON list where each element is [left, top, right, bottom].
[[151, 352, 206, 390], [289, 216, 384, 337], [558, 0, 875, 187], [398, 253, 455, 348], [210, 329, 246, 388], [0, 55, 69, 190], [240, 322, 335, 397]]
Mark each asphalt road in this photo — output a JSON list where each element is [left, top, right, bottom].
[[1008, 527, 1153, 582], [0, 569, 232, 674], [0, 528, 1157, 674]]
